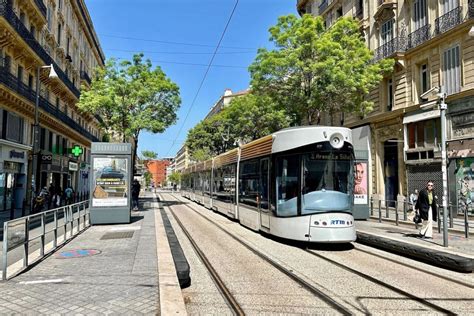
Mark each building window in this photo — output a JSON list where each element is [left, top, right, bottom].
[[57, 23, 62, 46], [4, 54, 11, 72], [28, 74, 33, 90], [442, 0, 459, 14], [56, 97, 60, 109], [443, 45, 461, 95], [47, 6, 52, 31], [381, 19, 393, 45], [407, 119, 441, 149], [17, 65, 23, 84], [5, 112, 24, 143], [420, 63, 429, 94], [413, 0, 428, 30], [387, 78, 394, 111]]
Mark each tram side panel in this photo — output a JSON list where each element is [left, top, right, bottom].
[[212, 164, 236, 218]]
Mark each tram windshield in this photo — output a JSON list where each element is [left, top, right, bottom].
[[276, 144, 354, 216], [301, 150, 353, 214]]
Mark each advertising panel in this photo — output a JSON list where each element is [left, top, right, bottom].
[[456, 158, 474, 215], [354, 161, 368, 205], [92, 157, 128, 207]]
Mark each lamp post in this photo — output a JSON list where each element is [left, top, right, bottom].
[[438, 87, 448, 247], [31, 64, 58, 213]]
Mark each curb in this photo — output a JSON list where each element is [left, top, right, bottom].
[[356, 231, 474, 273]]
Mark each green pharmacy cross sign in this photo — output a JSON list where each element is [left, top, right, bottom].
[[71, 145, 83, 157]]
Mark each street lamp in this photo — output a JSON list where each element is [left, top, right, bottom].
[[420, 86, 448, 247], [31, 64, 58, 212]]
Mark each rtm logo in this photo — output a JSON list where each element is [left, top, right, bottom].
[[331, 220, 346, 225]]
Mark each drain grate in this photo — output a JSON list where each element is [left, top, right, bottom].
[[101, 231, 134, 240]]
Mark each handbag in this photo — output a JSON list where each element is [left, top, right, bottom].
[[413, 211, 422, 224]]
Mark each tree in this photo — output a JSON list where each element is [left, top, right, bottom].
[[249, 15, 394, 125], [186, 93, 290, 160], [168, 171, 181, 188], [78, 53, 181, 172], [141, 150, 158, 160]]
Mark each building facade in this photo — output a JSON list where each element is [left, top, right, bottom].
[[0, 0, 104, 214], [297, 0, 474, 212], [146, 159, 171, 188]]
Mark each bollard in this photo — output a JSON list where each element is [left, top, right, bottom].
[[378, 199, 382, 223], [437, 206, 441, 234], [395, 200, 399, 226], [370, 196, 374, 216], [386, 201, 389, 218], [403, 199, 407, 221], [449, 204, 454, 228], [465, 208, 469, 239]]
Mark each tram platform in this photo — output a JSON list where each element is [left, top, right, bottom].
[[355, 219, 474, 273]]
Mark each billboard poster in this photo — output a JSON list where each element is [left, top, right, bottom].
[[92, 157, 128, 207], [354, 161, 368, 205], [456, 158, 474, 215]]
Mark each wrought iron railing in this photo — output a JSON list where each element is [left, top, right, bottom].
[[80, 71, 91, 85], [0, 5, 81, 98], [469, 0, 474, 18], [435, 7, 462, 35], [0, 66, 99, 142], [373, 37, 406, 61], [407, 24, 431, 50], [34, 0, 47, 17]]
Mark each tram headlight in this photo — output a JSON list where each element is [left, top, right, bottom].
[[329, 133, 344, 149]]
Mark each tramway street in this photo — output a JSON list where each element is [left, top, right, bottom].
[[160, 193, 340, 314], [160, 193, 474, 315]]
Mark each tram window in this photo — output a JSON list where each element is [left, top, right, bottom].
[[239, 160, 259, 208], [260, 159, 269, 210], [301, 151, 352, 214], [276, 155, 299, 217]]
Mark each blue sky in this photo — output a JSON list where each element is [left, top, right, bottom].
[[84, 0, 297, 158]]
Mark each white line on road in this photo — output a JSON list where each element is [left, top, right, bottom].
[[19, 279, 64, 284]]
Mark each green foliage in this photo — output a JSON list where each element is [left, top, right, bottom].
[[185, 93, 290, 159], [249, 15, 394, 125], [78, 53, 181, 173], [144, 171, 152, 187], [141, 150, 158, 160], [168, 171, 181, 184]]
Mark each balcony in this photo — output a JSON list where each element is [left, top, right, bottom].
[[407, 24, 431, 50], [34, 0, 47, 17], [0, 65, 98, 142], [373, 37, 406, 61], [435, 6, 462, 35], [80, 71, 91, 85], [0, 5, 81, 98]]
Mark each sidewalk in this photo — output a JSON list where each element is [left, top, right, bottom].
[[0, 191, 186, 314], [356, 219, 474, 272]]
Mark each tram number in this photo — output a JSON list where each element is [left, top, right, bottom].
[[331, 220, 345, 225]]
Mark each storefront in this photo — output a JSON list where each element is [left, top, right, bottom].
[[447, 96, 474, 216], [0, 142, 29, 214], [78, 162, 90, 196], [39, 153, 70, 195]]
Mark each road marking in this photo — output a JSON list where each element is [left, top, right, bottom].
[[19, 279, 64, 284]]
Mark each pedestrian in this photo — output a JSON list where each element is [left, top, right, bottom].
[[409, 189, 418, 208], [48, 182, 55, 209], [132, 180, 141, 211], [415, 181, 438, 239], [64, 185, 74, 205]]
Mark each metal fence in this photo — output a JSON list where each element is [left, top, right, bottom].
[[1, 201, 90, 280], [369, 197, 471, 238]]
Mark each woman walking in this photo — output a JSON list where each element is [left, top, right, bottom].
[[415, 181, 438, 239]]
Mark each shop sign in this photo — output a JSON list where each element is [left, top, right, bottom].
[[69, 161, 78, 171], [41, 154, 53, 164], [9, 150, 25, 159], [452, 112, 474, 138]]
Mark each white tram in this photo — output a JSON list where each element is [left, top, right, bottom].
[[181, 126, 356, 243]]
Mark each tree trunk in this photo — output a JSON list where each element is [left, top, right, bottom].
[[132, 134, 139, 176]]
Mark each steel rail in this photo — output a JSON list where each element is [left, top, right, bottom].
[[159, 194, 244, 316], [166, 193, 354, 315], [304, 249, 457, 315]]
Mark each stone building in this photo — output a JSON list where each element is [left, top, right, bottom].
[[297, 0, 474, 209], [0, 0, 104, 213]]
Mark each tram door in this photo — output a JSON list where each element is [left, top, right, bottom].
[[259, 158, 270, 229]]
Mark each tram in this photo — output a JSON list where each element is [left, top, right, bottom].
[[181, 126, 356, 243]]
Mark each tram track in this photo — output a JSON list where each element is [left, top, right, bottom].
[[163, 193, 356, 315], [303, 249, 457, 315], [162, 197, 245, 315], [351, 246, 474, 289]]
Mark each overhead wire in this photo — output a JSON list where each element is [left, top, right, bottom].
[[114, 57, 247, 69], [165, 0, 241, 156]]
